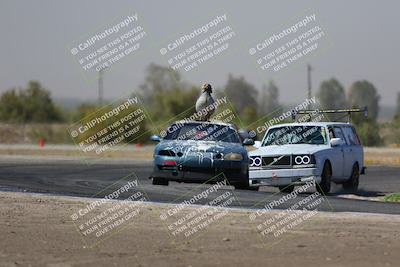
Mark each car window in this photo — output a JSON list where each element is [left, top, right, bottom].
[[351, 127, 362, 145], [333, 127, 347, 145], [164, 123, 241, 143], [342, 126, 361, 145], [328, 127, 335, 139], [262, 126, 327, 146]]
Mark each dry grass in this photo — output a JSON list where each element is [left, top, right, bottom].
[[0, 144, 154, 160], [364, 147, 400, 166], [0, 145, 400, 166]]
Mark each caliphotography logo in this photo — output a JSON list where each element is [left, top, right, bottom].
[[0, 1, 400, 267]]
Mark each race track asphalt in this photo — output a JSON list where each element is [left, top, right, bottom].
[[0, 157, 399, 214]]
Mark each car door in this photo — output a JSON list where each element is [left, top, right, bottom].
[[328, 126, 345, 178], [341, 125, 362, 176], [351, 126, 364, 170]]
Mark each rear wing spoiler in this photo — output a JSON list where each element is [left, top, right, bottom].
[[292, 107, 368, 122]]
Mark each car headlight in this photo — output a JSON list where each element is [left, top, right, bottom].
[[224, 153, 243, 161], [249, 156, 262, 167], [293, 155, 315, 166]]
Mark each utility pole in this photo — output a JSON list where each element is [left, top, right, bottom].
[[98, 69, 104, 106], [307, 64, 312, 101]]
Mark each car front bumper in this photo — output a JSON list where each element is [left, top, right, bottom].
[[152, 158, 248, 184], [249, 167, 321, 187]]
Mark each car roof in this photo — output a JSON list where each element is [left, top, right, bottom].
[[268, 122, 354, 128]]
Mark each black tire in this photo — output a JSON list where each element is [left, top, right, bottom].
[[152, 177, 169, 186], [247, 186, 260, 191], [232, 170, 252, 190], [279, 185, 295, 193], [343, 163, 359, 192], [233, 181, 250, 190], [317, 162, 331, 194]]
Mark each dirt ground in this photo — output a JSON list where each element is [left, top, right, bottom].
[[0, 192, 399, 267]]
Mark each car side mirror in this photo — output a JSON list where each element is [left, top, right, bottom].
[[150, 135, 161, 142], [242, 138, 255, 146], [330, 138, 342, 147], [253, 141, 261, 148]]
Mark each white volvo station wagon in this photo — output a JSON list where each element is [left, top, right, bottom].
[[248, 122, 365, 194]]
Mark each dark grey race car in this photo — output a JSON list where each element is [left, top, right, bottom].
[[150, 120, 254, 189]]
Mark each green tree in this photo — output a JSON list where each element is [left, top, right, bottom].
[[139, 63, 181, 104], [356, 120, 381, 146], [154, 86, 198, 118], [395, 92, 400, 119], [139, 63, 198, 121], [242, 106, 258, 125], [0, 81, 63, 123], [0, 89, 24, 122], [317, 78, 346, 110], [260, 81, 280, 115], [348, 80, 380, 121], [70, 103, 99, 122], [347, 80, 381, 146], [224, 74, 258, 116]]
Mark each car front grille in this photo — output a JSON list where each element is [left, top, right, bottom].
[[262, 155, 291, 167]]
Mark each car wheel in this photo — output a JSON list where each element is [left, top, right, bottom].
[[152, 177, 169, 186], [279, 185, 295, 193], [233, 181, 251, 190], [317, 162, 331, 194], [343, 163, 359, 192], [248, 187, 260, 191], [239, 185, 259, 191]]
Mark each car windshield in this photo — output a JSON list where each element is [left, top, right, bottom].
[[262, 126, 327, 146], [164, 123, 241, 143]]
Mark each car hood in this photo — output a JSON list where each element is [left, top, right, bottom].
[[156, 139, 244, 154], [249, 144, 330, 156]]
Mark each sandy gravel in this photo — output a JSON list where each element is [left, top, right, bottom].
[[0, 192, 399, 267]]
